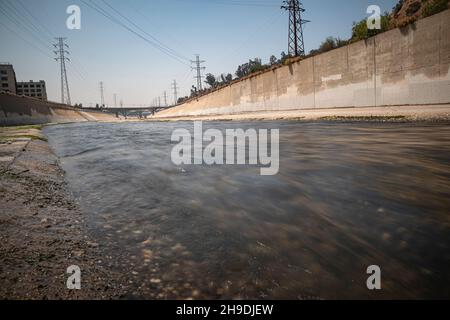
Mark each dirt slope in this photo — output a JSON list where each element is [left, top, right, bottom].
[[390, 0, 449, 27]]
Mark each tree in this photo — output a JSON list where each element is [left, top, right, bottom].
[[236, 62, 250, 78], [319, 36, 337, 52], [249, 58, 265, 73], [280, 51, 290, 64], [190, 85, 197, 97], [235, 58, 269, 78], [235, 58, 267, 78], [269, 55, 278, 66], [218, 73, 233, 84], [205, 73, 217, 88], [351, 13, 390, 41], [309, 37, 349, 55], [178, 96, 188, 104]]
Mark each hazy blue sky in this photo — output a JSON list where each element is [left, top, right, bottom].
[[0, 0, 398, 106]]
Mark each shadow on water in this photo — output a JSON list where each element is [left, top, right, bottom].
[[44, 121, 450, 299]]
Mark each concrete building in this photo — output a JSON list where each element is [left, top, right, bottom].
[[17, 80, 48, 101], [0, 63, 17, 94]]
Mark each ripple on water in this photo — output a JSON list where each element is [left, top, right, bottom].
[[44, 121, 450, 299]]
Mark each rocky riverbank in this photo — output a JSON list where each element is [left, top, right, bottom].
[[0, 125, 125, 299]]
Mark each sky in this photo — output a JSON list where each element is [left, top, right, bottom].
[[0, 0, 398, 107]]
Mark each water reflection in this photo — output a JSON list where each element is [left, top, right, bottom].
[[44, 121, 450, 299]]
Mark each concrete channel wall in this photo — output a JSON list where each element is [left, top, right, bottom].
[[156, 10, 450, 118], [0, 93, 117, 126]]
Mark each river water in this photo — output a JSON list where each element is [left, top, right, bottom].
[[44, 121, 450, 299]]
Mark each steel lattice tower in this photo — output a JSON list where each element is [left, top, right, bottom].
[[172, 80, 179, 105], [191, 55, 206, 91], [281, 0, 309, 57], [54, 38, 71, 105], [99, 81, 105, 106], [163, 91, 168, 107]]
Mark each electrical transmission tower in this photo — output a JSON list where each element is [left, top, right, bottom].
[[163, 91, 167, 107], [172, 80, 179, 105], [53, 37, 71, 105], [191, 55, 206, 91], [99, 81, 105, 107], [281, 0, 309, 57]]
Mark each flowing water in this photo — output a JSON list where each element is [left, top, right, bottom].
[[44, 121, 450, 299]]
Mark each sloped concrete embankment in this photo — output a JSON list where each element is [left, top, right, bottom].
[[0, 126, 126, 299], [0, 93, 117, 126], [155, 10, 450, 119]]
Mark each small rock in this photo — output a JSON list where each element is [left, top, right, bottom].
[[87, 241, 99, 248], [150, 278, 161, 284]]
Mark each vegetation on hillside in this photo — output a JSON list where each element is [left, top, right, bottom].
[[422, 0, 449, 17]]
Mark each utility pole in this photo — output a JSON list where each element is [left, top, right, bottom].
[[172, 80, 179, 105], [53, 37, 71, 105], [281, 0, 309, 57], [158, 97, 161, 108], [191, 54, 206, 91], [113, 93, 117, 107], [99, 81, 105, 107]]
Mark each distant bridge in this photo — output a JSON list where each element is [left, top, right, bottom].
[[81, 105, 174, 118]]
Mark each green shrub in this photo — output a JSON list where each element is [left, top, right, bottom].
[[422, 0, 449, 18], [351, 13, 391, 42]]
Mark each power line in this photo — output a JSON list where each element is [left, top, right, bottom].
[[127, 1, 187, 55], [0, 5, 93, 102], [14, 0, 55, 39], [216, 10, 282, 66], [0, 2, 52, 51], [3, 0, 52, 46], [1, 1, 97, 101], [100, 0, 190, 62], [80, 0, 190, 66], [172, 0, 280, 8], [0, 19, 53, 60]]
